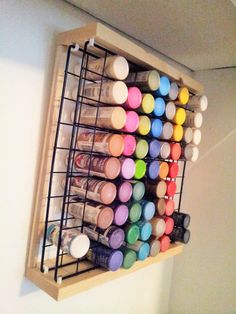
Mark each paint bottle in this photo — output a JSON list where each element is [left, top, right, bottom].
[[172, 212, 191, 228], [71, 177, 117, 205], [125, 70, 160, 91], [149, 238, 161, 257], [147, 160, 160, 180], [74, 154, 121, 180], [136, 220, 152, 241], [187, 95, 208, 112], [165, 101, 176, 120], [191, 129, 201, 145], [141, 200, 155, 221], [122, 134, 136, 156], [156, 198, 166, 216], [74, 55, 129, 80], [173, 108, 186, 125], [121, 247, 137, 269], [168, 82, 179, 100], [155, 76, 170, 96], [183, 127, 193, 144], [148, 139, 161, 158], [150, 217, 166, 237], [164, 217, 174, 235], [169, 227, 190, 244], [184, 112, 203, 128], [83, 225, 125, 249], [123, 110, 139, 133], [150, 118, 163, 138], [159, 161, 169, 179], [120, 157, 136, 179], [135, 139, 149, 159], [112, 204, 129, 226], [160, 122, 173, 140], [166, 180, 177, 197], [159, 142, 171, 159], [159, 235, 170, 252], [172, 124, 183, 142], [117, 181, 133, 203], [68, 201, 114, 229], [127, 240, 150, 261], [131, 181, 145, 201], [168, 162, 179, 179], [170, 142, 181, 160], [153, 97, 165, 117], [79, 81, 128, 105], [139, 94, 155, 113], [165, 199, 175, 216], [86, 243, 123, 271], [123, 87, 142, 109], [77, 131, 124, 157], [137, 115, 151, 135], [183, 144, 199, 162], [125, 224, 140, 244], [176, 87, 189, 105], [46, 224, 90, 259], [146, 180, 167, 198], [128, 202, 142, 223], [134, 159, 146, 180]]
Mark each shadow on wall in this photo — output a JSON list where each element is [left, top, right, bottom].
[[19, 278, 39, 297]]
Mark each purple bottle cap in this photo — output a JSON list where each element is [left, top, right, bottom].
[[120, 158, 135, 179], [148, 139, 160, 158], [148, 160, 160, 180], [108, 250, 124, 271], [118, 181, 133, 202], [113, 204, 129, 226], [109, 228, 125, 249]]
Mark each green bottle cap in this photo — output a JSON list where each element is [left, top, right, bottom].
[[135, 139, 149, 159], [132, 181, 145, 201], [129, 202, 142, 223], [134, 160, 147, 179], [125, 224, 140, 244], [121, 247, 137, 269]]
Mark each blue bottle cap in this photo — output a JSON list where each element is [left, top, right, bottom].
[[141, 200, 155, 221], [138, 242, 150, 261], [137, 221, 152, 241], [150, 119, 163, 138], [154, 97, 165, 117], [157, 76, 170, 96], [148, 139, 160, 158], [147, 160, 160, 180]]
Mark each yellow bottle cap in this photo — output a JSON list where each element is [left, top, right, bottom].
[[173, 108, 186, 125], [141, 94, 155, 113], [172, 125, 183, 142], [178, 87, 189, 105], [137, 115, 151, 135]]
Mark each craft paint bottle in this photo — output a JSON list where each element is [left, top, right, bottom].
[[183, 127, 193, 144], [170, 142, 181, 160], [149, 238, 161, 257], [169, 227, 190, 244], [150, 118, 163, 138], [78, 106, 126, 130], [165, 101, 176, 120], [172, 212, 191, 228], [156, 198, 166, 215], [123, 87, 142, 109], [168, 162, 179, 179], [122, 110, 139, 133], [159, 235, 170, 252], [79, 81, 128, 105], [122, 134, 136, 156], [134, 159, 146, 180], [183, 144, 199, 162], [83, 225, 125, 249], [173, 108, 186, 125], [168, 82, 179, 100], [139, 94, 155, 113], [136, 220, 152, 241], [150, 217, 166, 237], [117, 181, 133, 203], [153, 97, 165, 117], [74, 55, 129, 80], [135, 139, 149, 159], [191, 129, 201, 145], [159, 142, 171, 159], [155, 76, 170, 96], [71, 177, 117, 205], [125, 70, 160, 91], [74, 154, 121, 180], [128, 202, 142, 223], [172, 124, 183, 142], [127, 240, 150, 261], [68, 201, 114, 229], [188, 95, 208, 112], [47, 224, 90, 259], [176, 87, 189, 105], [184, 112, 203, 128], [147, 160, 159, 180], [165, 199, 175, 216], [146, 180, 167, 198], [112, 204, 129, 226], [159, 162, 169, 179], [77, 132, 124, 157], [165, 180, 177, 197], [120, 157, 135, 179], [141, 200, 155, 221], [148, 139, 161, 158], [131, 181, 145, 201], [164, 217, 174, 235], [121, 247, 137, 269], [86, 243, 123, 271], [137, 115, 151, 135], [125, 224, 140, 244], [160, 122, 173, 140]]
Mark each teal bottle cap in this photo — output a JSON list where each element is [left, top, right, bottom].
[[137, 221, 152, 241], [138, 242, 150, 261], [132, 181, 145, 201], [121, 247, 137, 269], [141, 200, 155, 221], [125, 224, 140, 244]]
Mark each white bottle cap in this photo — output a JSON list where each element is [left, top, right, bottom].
[[112, 81, 128, 104], [160, 142, 171, 159], [107, 56, 129, 80], [192, 129, 202, 145], [184, 144, 199, 162], [194, 112, 203, 128], [161, 122, 173, 140], [183, 127, 193, 143], [69, 233, 90, 258], [151, 218, 166, 237], [199, 95, 208, 112], [165, 101, 176, 120]]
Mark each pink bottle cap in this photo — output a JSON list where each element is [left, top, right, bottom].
[[165, 199, 175, 216], [123, 111, 139, 133], [122, 134, 136, 156], [166, 181, 177, 197], [120, 158, 135, 179], [117, 181, 133, 203], [124, 87, 142, 109], [159, 235, 170, 252], [170, 143, 181, 160], [164, 217, 174, 235]]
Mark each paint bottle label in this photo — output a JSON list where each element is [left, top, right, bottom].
[[126, 240, 143, 251], [83, 225, 118, 248], [74, 154, 107, 177], [69, 202, 106, 225], [86, 246, 111, 269], [77, 132, 111, 154], [79, 107, 113, 128]]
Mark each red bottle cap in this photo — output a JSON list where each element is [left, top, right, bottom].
[[170, 143, 181, 160], [164, 217, 174, 235], [168, 162, 179, 178], [165, 199, 175, 216], [166, 181, 176, 197], [159, 235, 170, 252]]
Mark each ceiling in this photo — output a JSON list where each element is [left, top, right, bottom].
[[66, 0, 236, 71]]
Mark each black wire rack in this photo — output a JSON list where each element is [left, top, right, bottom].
[[40, 40, 188, 283]]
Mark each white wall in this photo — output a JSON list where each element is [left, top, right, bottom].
[[0, 1, 177, 313], [168, 68, 236, 313]]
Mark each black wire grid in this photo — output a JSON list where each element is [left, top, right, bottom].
[[40, 40, 190, 283]]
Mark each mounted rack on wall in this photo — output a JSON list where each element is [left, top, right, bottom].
[[25, 23, 205, 300]]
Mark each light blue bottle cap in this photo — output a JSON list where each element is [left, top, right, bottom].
[[137, 221, 152, 241], [154, 97, 165, 117], [157, 76, 170, 96], [138, 242, 150, 261], [150, 119, 163, 138], [141, 200, 155, 221]]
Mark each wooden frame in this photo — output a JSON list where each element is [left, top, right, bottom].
[[25, 22, 203, 300]]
